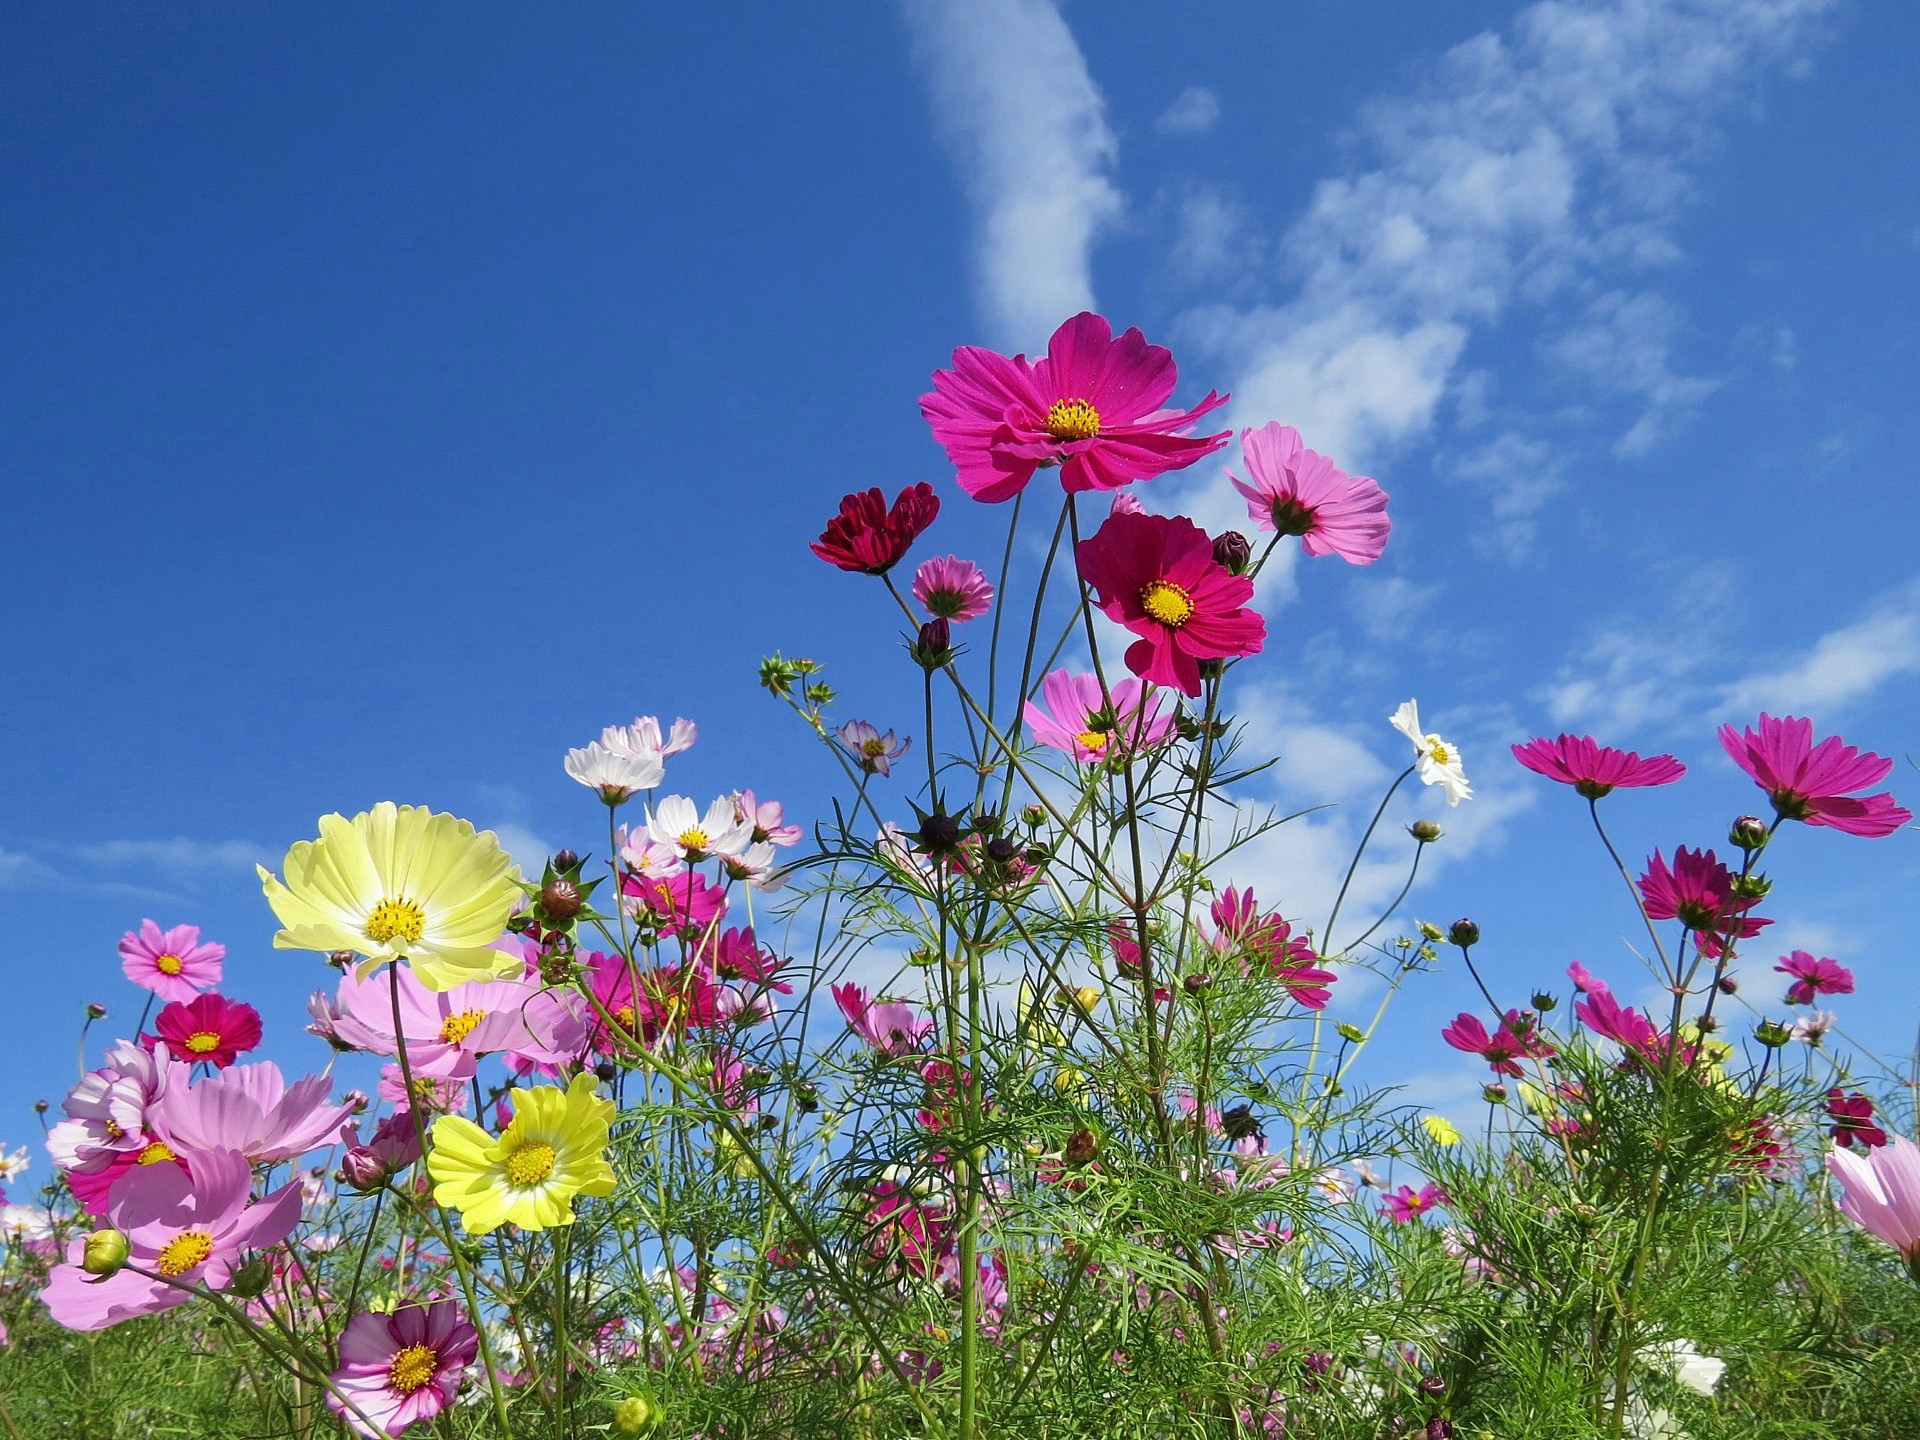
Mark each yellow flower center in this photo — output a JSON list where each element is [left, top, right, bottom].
[[155, 954, 184, 976], [1046, 397, 1101, 442], [365, 898, 427, 945], [504, 1141, 557, 1187], [103, 1120, 125, 1141], [155, 1230, 214, 1276], [438, 1010, 487, 1045], [677, 828, 710, 852], [387, 1342, 440, 1395], [1075, 730, 1111, 754], [1426, 740, 1454, 766], [137, 1141, 176, 1164], [1139, 580, 1194, 627], [185, 1032, 222, 1055], [860, 738, 888, 757], [611, 1005, 637, 1034]]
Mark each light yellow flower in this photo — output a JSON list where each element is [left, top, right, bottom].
[[257, 802, 523, 991], [428, 1073, 616, 1234], [1421, 1114, 1462, 1147]]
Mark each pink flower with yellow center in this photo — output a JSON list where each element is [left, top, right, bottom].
[[1022, 668, 1175, 764], [920, 312, 1229, 502], [118, 920, 224, 1004], [1227, 422, 1390, 564], [1381, 1183, 1448, 1224], [332, 968, 582, 1080], [327, 1301, 480, 1437], [1074, 510, 1266, 696], [153, 1059, 353, 1166], [149, 993, 262, 1069]]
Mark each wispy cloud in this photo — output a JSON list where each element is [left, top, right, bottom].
[[1718, 578, 1920, 717], [70, 838, 270, 875], [902, 0, 1123, 350], [1156, 85, 1221, 138]]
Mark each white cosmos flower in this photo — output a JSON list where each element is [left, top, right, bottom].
[[564, 739, 664, 803], [1389, 699, 1472, 806], [1642, 1339, 1725, 1396], [646, 794, 752, 861], [613, 715, 696, 758], [721, 841, 788, 892]]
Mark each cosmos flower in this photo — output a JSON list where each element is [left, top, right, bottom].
[[1827, 1090, 1889, 1150], [1381, 1183, 1448, 1224], [836, 720, 911, 777], [912, 555, 995, 622], [1227, 422, 1390, 564], [733, 790, 801, 847], [1775, 951, 1854, 1006], [332, 969, 583, 1080], [1208, 887, 1336, 1008], [831, 983, 934, 1056], [1390, 701, 1471, 806], [118, 921, 224, 1004], [326, 1301, 480, 1438], [1719, 713, 1911, 838], [1441, 1012, 1554, 1078], [258, 804, 524, 991], [1573, 989, 1667, 1061], [1074, 509, 1265, 697], [810, 483, 940, 574], [428, 1072, 615, 1234], [920, 311, 1228, 502], [1827, 1134, 1920, 1276], [1510, 734, 1685, 799], [150, 994, 262, 1069], [563, 741, 663, 804], [47, 1041, 172, 1176], [152, 1060, 352, 1165], [1022, 669, 1175, 763], [1638, 847, 1769, 953]]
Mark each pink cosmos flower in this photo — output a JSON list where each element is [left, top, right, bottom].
[[920, 311, 1228, 502], [865, 1178, 952, 1276], [1718, 713, 1911, 838], [334, 970, 583, 1080], [118, 921, 224, 1004], [837, 719, 911, 777], [1227, 423, 1389, 564], [1827, 1134, 1920, 1276], [376, 1064, 467, 1115], [1775, 951, 1854, 1006], [152, 1060, 352, 1166], [40, 1148, 302, 1331], [149, 994, 262, 1069], [1074, 510, 1266, 696], [327, 1301, 480, 1437], [1510, 735, 1685, 799], [48, 1041, 172, 1177], [1638, 847, 1769, 951], [734, 790, 802, 847], [1827, 1090, 1889, 1150], [1381, 1183, 1448, 1224], [1573, 989, 1665, 1060], [1441, 1012, 1554, 1078], [811, 483, 940, 574], [912, 555, 995, 622], [832, 983, 934, 1055], [1567, 961, 1607, 995], [1208, 887, 1336, 1008], [1022, 669, 1175, 763]]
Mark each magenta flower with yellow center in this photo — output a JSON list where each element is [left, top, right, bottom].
[[327, 1301, 480, 1437]]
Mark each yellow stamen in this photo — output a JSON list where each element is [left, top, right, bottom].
[[155, 954, 184, 977], [1074, 730, 1111, 754], [438, 1010, 486, 1045], [137, 1141, 176, 1165], [860, 738, 888, 757], [1045, 397, 1101, 442], [103, 1120, 125, 1141], [504, 1141, 556, 1187], [365, 898, 427, 945], [184, 1032, 222, 1055], [1139, 580, 1195, 627], [155, 1230, 213, 1276], [677, 828, 710, 852], [387, 1343, 440, 1395], [1426, 740, 1454, 766]]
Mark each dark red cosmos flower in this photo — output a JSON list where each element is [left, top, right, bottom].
[[1827, 1089, 1889, 1150], [810, 482, 941, 575], [148, 993, 263, 1069], [1719, 713, 1911, 838], [1511, 734, 1685, 799]]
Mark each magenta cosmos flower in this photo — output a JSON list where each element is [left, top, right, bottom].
[[40, 1148, 302, 1331], [1638, 847, 1769, 953], [1511, 734, 1685, 799], [1023, 669, 1175, 764], [1718, 713, 1911, 838], [150, 993, 263, 1069], [831, 982, 934, 1055], [1441, 1011, 1555, 1078], [1227, 422, 1390, 564], [118, 920, 224, 1004], [1208, 887, 1336, 1008], [920, 311, 1228, 502], [810, 483, 940, 575], [1075, 510, 1266, 696], [153, 1059, 352, 1166], [1827, 1090, 1888, 1150], [912, 555, 994, 622], [327, 1301, 480, 1437], [1381, 1183, 1448, 1224], [1775, 950, 1855, 1006], [1828, 1134, 1920, 1277]]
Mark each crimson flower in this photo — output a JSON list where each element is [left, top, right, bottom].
[[1075, 510, 1266, 696], [1441, 1011, 1554, 1077], [149, 993, 262, 1069], [810, 483, 940, 575], [1718, 713, 1911, 838], [1827, 1089, 1889, 1150], [1775, 950, 1854, 1006], [1511, 734, 1685, 799], [920, 312, 1228, 502]]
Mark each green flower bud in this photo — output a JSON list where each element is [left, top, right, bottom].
[[1335, 1022, 1366, 1044], [82, 1229, 129, 1277], [614, 1392, 663, 1437]]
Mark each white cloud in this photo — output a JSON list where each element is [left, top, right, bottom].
[[72, 838, 269, 875], [903, 0, 1123, 350], [1547, 291, 1718, 457], [491, 823, 558, 877], [1718, 578, 1920, 717], [1156, 85, 1221, 137]]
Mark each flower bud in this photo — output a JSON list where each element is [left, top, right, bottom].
[[82, 1229, 129, 1277], [1183, 972, 1214, 995], [1447, 918, 1480, 948], [1482, 1084, 1508, 1105], [1729, 815, 1770, 851], [614, 1393, 662, 1437], [227, 1255, 274, 1298], [1731, 871, 1771, 901], [340, 1146, 390, 1193], [1064, 1127, 1098, 1166], [1427, 1418, 1455, 1440], [540, 878, 583, 922], [1335, 1022, 1366, 1044], [1531, 992, 1558, 1013], [985, 836, 1018, 865], [343, 1089, 370, 1114], [33, 1099, 49, 1114], [971, 810, 1002, 834], [1022, 805, 1047, 830], [328, 950, 356, 970], [594, 1060, 618, 1084], [1212, 530, 1252, 575], [1754, 1020, 1792, 1048], [550, 848, 580, 873], [85, 1002, 107, 1020], [1419, 1376, 1447, 1397], [1716, 975, 1738, 995], [910, 810, 964, 856], [1417, 921, 1445, 943], [1408, 819, 1444, 843], [910, 617, 953, 670]]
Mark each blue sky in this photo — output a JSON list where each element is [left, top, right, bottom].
[[5, 0, 1917, 1169]]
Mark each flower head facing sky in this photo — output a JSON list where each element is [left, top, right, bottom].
[[920, 312, 1228, 502], [1828, 1134, 1920, 1277], [428, 1072, 615, 1234], [836, 720, 911, 777], [1390, 701, 1471, 806], [118, 921, 224, 1004], [1075, 509, 1265, 696], [1718, 713, 1911, 837], [327, 1301, 480, 1437], [150, 993, 262, 1069], [258, 803, 523, 991], [1227, 422, 1389, 564], [1511, 734, 1685, 799], [810, 483, 940, 574]]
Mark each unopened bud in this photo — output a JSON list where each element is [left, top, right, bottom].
[[82, 1229, 129, 1277], [1754, 1020, 1792, 1049], [1731, 872, 1771, 901], [1447, 919, 1480, 948], [1482, 1084, 1508, 1105], [613, 1392, 662, 1437], [1426, 1418, 1455, 1440], [1212, 530, 1252, 575], [1408, 819, 1443, 843], [1183, 973, 1214, 995], [329, 950, 356, 970], [1717, 975, 1738, 996], [910, 617, 953, 670], [1695, 1013, 1719, 1032], [1729, 815, 1770, 851], [1417, 921, 1445, 943], [1335, 1022, 1366, 1044], [1022, 805, 1047, 829], [340, 1147, 389, 1193], [594, 1060, 618, 1084], [227, 1255, 274, 1298], [1064, 1127, 1098, 1166], [1531, 992, 1558, 1013], [343, 1089, 369, 1114], [540, 878, 583, 922], [85, 1002, 107, 1020], [985, 836, 1018, 865], [550, 849, 580, 873], [1419, 1376, 1447, 1397], [33, 1099, 49, 1114]]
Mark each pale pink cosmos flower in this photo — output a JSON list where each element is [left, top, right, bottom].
[[376, 1064, 467, 1114], [646, 794, 754, 862], [327, 1301, 480, 1437], [920, 311, 1229, 502], [47, 1041, 172, 1176], [1022, 669, 1175, 764], [1719, 713, 1911, 837], [118, 921, 224, 1004], [40, 1148, 303, 1331], [334, 970, 579, 1080], [152, 1060, 353, 1166], [837, 720, 911, 777], [832, 983, 934, 1055], [1775, 950, 1855, 1006], [1510, 734, 1685, 799], [1228, 422, 1390, 564], [1827, 1134, 1920, 1279], [563, 740, 662, 804], [913, 555, 995, 622], [733, 790, 802, 847]]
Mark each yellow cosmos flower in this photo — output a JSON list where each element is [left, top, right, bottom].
[[1421, 1114, 1462, 1147], [257, 802, 523, 991], [427, 1073, 615, 1234]]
